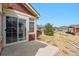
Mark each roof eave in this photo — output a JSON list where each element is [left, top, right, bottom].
[[23, 3, 40, 18]]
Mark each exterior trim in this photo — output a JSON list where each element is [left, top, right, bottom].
[[3, 9, 29, 47], [23, 3, 40, 18], [4, 9, 37, 19]]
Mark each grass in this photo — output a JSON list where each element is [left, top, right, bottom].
[[38, 31, 79, 56]]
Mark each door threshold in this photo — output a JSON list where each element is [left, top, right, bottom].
[[5, 40, 28, 47]]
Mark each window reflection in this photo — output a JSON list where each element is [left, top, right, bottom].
[[6, 16, 26, 43], [18, 19, 26, 41], [6, 16, 17, 44], [29, 18, 34, 32]]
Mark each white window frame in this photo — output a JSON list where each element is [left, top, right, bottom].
[[29, 18, 35, 33], [3, 9, 30, 47]]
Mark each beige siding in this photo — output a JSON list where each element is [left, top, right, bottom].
[[68, 28, 73, 33]]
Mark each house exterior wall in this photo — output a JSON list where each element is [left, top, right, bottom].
[[71, 28, 79, 35], [75, 28, 79, 32], [0, 5, 1, 32], [73, 28, 75, 33], [0, 3, 2, 55], [12, 3, 37, 41], [68, 27, 73, 33], [29, 34, 35, 41], [3, 9, 30, 46], [29, 19, 37, 41], [75, 28, 79, 35], [68, 27, 79, 35], [11, 3, 35, 17], [3, 9, 37, 45], [11, 3, 37, 41], [0, 3, 38, 54]]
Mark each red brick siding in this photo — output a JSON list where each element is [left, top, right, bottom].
[[11, 3, 34, 16], [76, 28, 79, 33], [29, 34, 35, 41]]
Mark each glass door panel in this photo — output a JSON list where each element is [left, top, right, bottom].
[[18, 18, 26, 41], [6, 16, 26, 44], [6, 16, 17, 44]]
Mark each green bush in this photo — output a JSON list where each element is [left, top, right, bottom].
[[44, 23, 54, 36]]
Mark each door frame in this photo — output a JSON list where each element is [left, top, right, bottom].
[[3, 10, 29, 47]]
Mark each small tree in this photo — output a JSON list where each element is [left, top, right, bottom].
[[44, 23, 54, 36]]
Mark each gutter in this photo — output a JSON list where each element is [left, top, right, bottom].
[[28, 3, 40, 17]]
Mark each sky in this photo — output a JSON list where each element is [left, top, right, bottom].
[[32, 3, 79, 27]]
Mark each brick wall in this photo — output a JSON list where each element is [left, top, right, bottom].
[[29, 34, 35, 41]]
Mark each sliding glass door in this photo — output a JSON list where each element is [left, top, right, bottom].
[[6, 16, 26, 44], [18, 18, 26, 41], [6, 16, 17, 44]]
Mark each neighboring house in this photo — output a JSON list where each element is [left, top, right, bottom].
[[0, 3, 40, 54], [67, 25, 79, 35]]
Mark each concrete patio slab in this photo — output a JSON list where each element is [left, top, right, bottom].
[[1, 40, 59, 56], [35, 45, 59, 56]]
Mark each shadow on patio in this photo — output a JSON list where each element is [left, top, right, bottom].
[[1, 40, 59, 56]]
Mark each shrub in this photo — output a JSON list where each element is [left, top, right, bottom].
[[44, 23, 54, 36]]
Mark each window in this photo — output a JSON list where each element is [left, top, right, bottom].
[[29, 18, 34, 32]]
